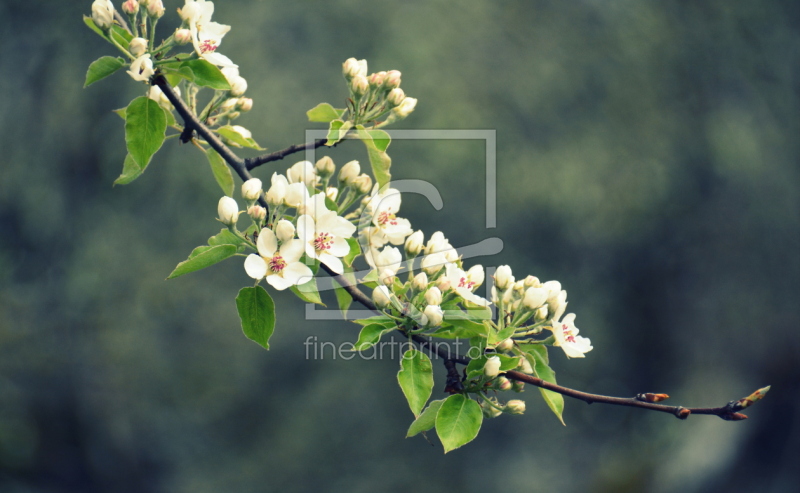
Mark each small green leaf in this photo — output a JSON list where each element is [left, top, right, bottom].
[[85, 56, 125, 88], [333, 270, 355, 318], [354, 323, 396, 351], [109, 25, 133, 44], [364, 128, 391, 152], [236, 286, 276, 350], [307, 103, 347, 122], [113, 107, 127, 120], [525, 345, 565, 425], [291, 278, 325, 306], [167, 244, 237, 279], [180, 59, 231, 90], [83, 15, 105, 38], [355, 124, 391, 188], [353, 316, 395, 328], [125, 96, 167, 170], [435, 394, 483, 453], [397, 349, 434, 417], [406, 399, 445, 437], [325, 119, 353, 145], [343, 238, 361, 267], [205, 148, 234, 196], [438, 312, 488, 339], [113, 153, 146, 185], [216, 125, 265, 150]]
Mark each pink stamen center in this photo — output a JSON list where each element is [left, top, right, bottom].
[[314, 232, 333, 252], [377, 211, 398, 227], [562, 324, 576, 343], [268, 255, 287, 274], [459, 276, 476, 290], [199, 39, 218, 54]]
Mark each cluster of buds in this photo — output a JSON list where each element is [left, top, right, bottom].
[[478, 396, 526, 418], [342, 58, 418, 125]]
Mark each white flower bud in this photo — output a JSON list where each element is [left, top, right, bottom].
[[229, 75, 248, 97], [342, 58, 367, 79], [495, 376, 512, 391], [237, 97, 253, 112], [392, 97, 417, 119], [424, 287, 442, 306], [522, 287, 548, 311], [435, 276, 451, 292], [247, 205, 266, 223], [384, 70, 402, 89], [241, 178, 262, 202], [128, 37, 148, 57], [352, 174, 373, 194], [423, 304, 443, 327], [518, 357, 534, 374], [372, 285, 391, 309], [217, 196, 240, 226], [412, 272, 428, 291], [535, 305, 548, 322], [314, 156, 335, 178], [350, 75, 369, 97], [484, 356, 501, 378], [174, 28, 193, 45], [481, 399, 503, 418], [275, 219, 296, 242], [219, 98, 238, 112], [494, 265, 514, 291], [146, 0, 164, 18], [325, 187, 339, 201], [496, 338, 514, 352], [512, 380, 526, 393], [543, 280, 562, 302], [127, 54, 154, 82], [287, 161, 318, 188], [467, 265, 485, 288], [505, 399, 526, 415], [338, 160, 360, 185], [421, 252, 447, 276], [266, 173, 288, 207], [404, 230, 424, 257], [386, 88, 405, 107], [368, 71, 386, 87], [121, 0, 139, 15], [524, 275, 541, 288]]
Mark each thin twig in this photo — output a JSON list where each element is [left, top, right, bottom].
[[245, 140, 330, 171]]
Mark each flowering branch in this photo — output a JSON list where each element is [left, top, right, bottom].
[[245, 140, 331, 171]]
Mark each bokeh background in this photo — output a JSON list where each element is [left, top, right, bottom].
[[2, 0, 799, 491]]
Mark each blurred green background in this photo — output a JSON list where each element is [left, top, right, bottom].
[[2, 0, 798, 491]]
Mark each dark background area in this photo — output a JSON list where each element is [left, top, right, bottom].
[[1, 0, 798, 491]]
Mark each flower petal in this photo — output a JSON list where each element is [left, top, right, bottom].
[[257, 228, 278, 257], [319, 253, 344, 275], [244, 254, 267, 279]]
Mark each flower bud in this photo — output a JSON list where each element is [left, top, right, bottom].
[[128, 37, 148, 57], [496, 338, 514, 352], [241, 178, 262, 202], [237, 97, 253, 112], [342, 58, 367, 79], [368, 71, 387, 87], [229, 75, 248, 97], [484, 356, 501, 378], [534, 305, 548, 322], [494, 376, 512, 392], [352, 174, 373, 194], [325, 187, 338, 201], [275, 219, 296, 242], [287, 161, 318, 188], [266, 173, 288, 206], [121, 0, 139, 15], [384, 70, 402, 89], [175, 28, 193, 45], [219, 98, 238, 113], [95, 0, 116, 15], [421, 253, 446, 276], [494, 265, 514, 291], [404, 230, 424, 257], [217, 196, 240, 227], [424, 287, 442, 306], [481, 400, 503, 418], [386, 88, 405, 107], [435, 276, 451, 292], [146, 0, 164, 18], [247, 205, 266, 223], [522, 287, 548, 311], [543, 280, 562, 302], [523, 275, 541, 288], [338, 160, 360, 185], [223, 125, 251, 146], [467, 265, 485, 288], [314, 156, 335, 178], [505, 399, 526, 415], [372, 285, 391, 309], [392, 97, 417, 119], [518, 357, 533, 374], [512, 380, 526, 393], [127, 54, 154, 82], [423, 304, 443, 327], [350, 75, 369, 97], [412, 272, 428, 291]]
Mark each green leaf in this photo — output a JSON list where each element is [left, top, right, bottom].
[[109, 25, 133, 44], [397, 349, 434, 417], [307, 103, 347, 122], [354, 323, 396, 351], [291, 278, 325, 306], [84, 56, 125, 88], [205, 148, 234, 196], [179, 59, 231, 90], [325, 119, 353, 146], [113, 107, 127, 120], [525, 345, 565, 425], [406, 399, 445, 437], [167, 244, 237, 279], [236, 286, 276, 350], [216, 125, 265, 150], [187, 245, 212, 259], [355, 124, 392, 188], [113, 153, 146, 186], [125, 96, 167, 170], [83, 15, 105, 38], [342, 238, 361, 267], [353, 316, 395, 328], [333, 270, 355, 319], [364, 128, 391, 152], [436, 312, 488, 339], [435, 394, 483, 453]]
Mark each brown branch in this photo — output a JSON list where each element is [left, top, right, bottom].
[[146, 77, 766, 422]]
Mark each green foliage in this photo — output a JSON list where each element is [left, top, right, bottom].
[[236, 286, 276, 350], [290, 278, 325, 306], [397, 349, 434, 417], [353, 323, 396, 351], [307, 103, 347, 122], [124, 96, 167, 173], [216, 125, 265, 150], [84, 56, 125, 87], [205, 148, 235, 196], [167, 245, 238, 279], [406, 399, 445, 437], [523, 345, 565, 425], [333, 269, 355, 319], [113, 153, 146, 186], [325, 119, 352, 145], [435, 394, 483, 453], [355, 125, 392, 188], [178, 59, 231, 90]]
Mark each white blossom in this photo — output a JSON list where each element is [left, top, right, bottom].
[[244, 229, 312, 290], [296, 209, 356, 275], [127, 54, 154, 82], [551, 313, 593, 358]]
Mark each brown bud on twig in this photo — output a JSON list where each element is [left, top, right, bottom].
[[636, 393, 670, 403], [674, 407, 691, 419], [721, 412, 749, 421], [732, 385, 771, 411]]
